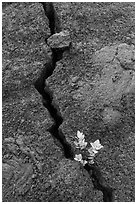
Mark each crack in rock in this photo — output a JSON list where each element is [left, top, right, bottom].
[[35, 3, 74, 159], [36, 2, 114, 202], [3, 3, 105, 201], [84, 163, 114, 202], [41, 2, 61, 35]]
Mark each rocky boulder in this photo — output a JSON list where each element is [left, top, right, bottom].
[[2, 2, 103, 202], [2, 2, 51, 100], [47, 35, 135, 202], [47, 30, 71, 49]]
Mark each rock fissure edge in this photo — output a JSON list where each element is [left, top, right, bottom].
[[36, 2, 114, 202]]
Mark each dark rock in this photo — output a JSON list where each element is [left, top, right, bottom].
[[2, 2, 13, 9], [3, 159, 34, 197], [41, 2, 62, 34], [40, 159, 103, 202], [95, 132, 135, 201], [43, 2, 134, 201], [2, 2, 135, 202], [47, 50, 135, 202], [47, 30, 71, 49], [2, 87, 63, 201], [101, 107, 122, 125], [48, 46, 135, 201], [54, 2, 135, 47], [93, 45, 117, 64], [47, 43, 134, 137], [47, 8, 135, 198], [2, 3, 102, 202], [116, 43, 135, 70], [2, 2, 51, 100], [2, 87, 53, 143]]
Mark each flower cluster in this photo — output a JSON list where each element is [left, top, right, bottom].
[[74, 131, 103, 166], [74, 130, 87, 149], [74, 154, 87, 166], [87, 139, 103, 164]]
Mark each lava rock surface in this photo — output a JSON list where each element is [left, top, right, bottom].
[[2, 2, 51, 99], [2, 2, 104, 202], [47, 2, 135, 202]]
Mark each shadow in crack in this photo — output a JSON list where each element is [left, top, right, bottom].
[[84, 163, 114, 202], [41, 2, 61, 35], [34, 59, 74, 159], [35, 2, 114, 202]]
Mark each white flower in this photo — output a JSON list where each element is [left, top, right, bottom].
[[88, 158, 94, 164], [74, 131, 87, 150], [88, 154, 95, 164], [81, 160, 88, 166], [77, 130, 85, 140], [90, 139, 103, 151], [80, 141, 88, 149], [74, 141, 79, 147], [74, 154, 87, 166], [74, 132, 103, 166], [88, 139, 103, 164], [74, 140, 87, 150], [74, 141, 81, 148], [88, 147, 98, 155], [74, 154, 83, 162]]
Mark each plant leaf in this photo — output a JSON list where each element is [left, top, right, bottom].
[[90, 139, 103, 150], [77, 130, 85, 140], [74, 154, 82, 162]]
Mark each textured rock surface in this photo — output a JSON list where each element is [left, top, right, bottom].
[[2, 2, 51, 100], [47, 2, 135, 202], [101, 107, 122, 125], [47, 30, 71, 49], [3, 158, 34, 198], [2, 87, 62, 200], [35, 159, 102, 202], [95, 131, 135, 202], [2, 87, 99, 201], [116, 43, 135, 69], [2, 2, 103, 202], [54, 2, 135, 48], [47, 44, 135, 201]]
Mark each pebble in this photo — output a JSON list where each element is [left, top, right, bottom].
[[47, 30, 71, 49]]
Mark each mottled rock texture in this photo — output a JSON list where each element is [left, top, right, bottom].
[[2, 2, 103, 202], [36, 159, 102, 202], [54, 2, 135, 48], [2, 86, 63, 201], [47, 2, 135, 202], [47, 30, 71, 49], [2, 2, 51, 100]]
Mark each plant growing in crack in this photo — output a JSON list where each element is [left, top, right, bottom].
[[74, 130, 103, 166]]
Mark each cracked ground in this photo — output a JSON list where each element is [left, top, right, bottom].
[[2, 2, 135, 202]]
